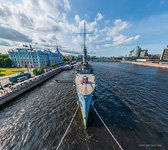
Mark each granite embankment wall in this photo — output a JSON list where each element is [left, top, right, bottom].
[[0, 66, 71, 106], [122, 61, 168, 69]]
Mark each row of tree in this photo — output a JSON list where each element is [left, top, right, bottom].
[[0, 53, 12, 68], [32, 68, 45, 76], [63, 56, 75, 61]]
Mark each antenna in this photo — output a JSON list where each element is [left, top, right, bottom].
[[76, 21, 93, 63], [83, 21, 87, 64], [55, 44, 62, 52], [56, 45, 59, 51]]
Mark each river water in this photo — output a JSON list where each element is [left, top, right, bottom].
[[0, 62, 168, 150]]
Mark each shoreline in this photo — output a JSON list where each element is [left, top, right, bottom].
[[121, 61, 168, 69], [0, 65, 72, 106]]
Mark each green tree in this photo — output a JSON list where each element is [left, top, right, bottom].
[[63, 56, 74, 61], [38, 69, 45, 75], [4, 58, 12, 67], [33, 69, 38, 76], [33, 68, 45, 76], [63, 56, 68, 61], [0, 58, 3, 67], [0, 54, 12, 67], [51, 64, 56, 68]]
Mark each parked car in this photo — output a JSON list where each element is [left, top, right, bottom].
[[3, 83, 11, 88]]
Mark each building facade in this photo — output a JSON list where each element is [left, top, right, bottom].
[[160, 48, 168, 62], [8, 47, 63, 68], [139, 49, 148, 58], [129, 46, 148, 59], [129, 46, 142, 58]]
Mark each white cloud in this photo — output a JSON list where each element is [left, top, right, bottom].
[[0, 26, 32, 42], [0, 38, 12, 46], [63, 0, 71, 11], [112, 34, 140, 46], [0, 0, 139, 54], [96, 13, 103, 21], [0, 0, 72, 49], [75, 15, 80, 24], [103, 44, 112, 48], [102, 19, 140, 47]]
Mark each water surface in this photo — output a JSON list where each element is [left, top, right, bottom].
[[0, 62, 168, 150]]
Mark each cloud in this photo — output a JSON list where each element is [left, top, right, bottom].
[[112, 34, 140, 46], [102, 19, 140, 47], [96, 13, 103, 21], [75, 15, 80, 24], [60, 49, 81, 55], [0, 0, 139, 54], [109, 19, 130, 37], [0, 39, 12, 46], [62, 0, 71, 11], [0, 0, 72, 48], [103, 44, 112, 48], [0, 26, 32, 42]]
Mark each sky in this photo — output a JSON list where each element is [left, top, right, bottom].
[[0, 0, 168, 56]]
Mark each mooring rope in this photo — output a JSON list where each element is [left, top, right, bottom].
[[92, 106, 124, 150], [56, 106, 79, 150]]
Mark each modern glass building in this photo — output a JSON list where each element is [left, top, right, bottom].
[[160, 48, 168, 62], [8, 47, 63, 68], [139, 49, 148, 58], [129, 46, 142, 58]]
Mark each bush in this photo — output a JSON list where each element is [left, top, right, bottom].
[[38, 69, 45, 74], [51, 64, 56, 68], [33, 68, 45, 76]]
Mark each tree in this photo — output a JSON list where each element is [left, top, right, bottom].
[[38, 69, 45, 74], [51, 64, 56, 68], [33, 69, 38, 76], [0, 58, 3, 67], [4, 58, 12, 67], [0, 54, 12, 67], [63, 56, 68, 61], [63, 56, 75, 61], [33, 68, 45, 76]]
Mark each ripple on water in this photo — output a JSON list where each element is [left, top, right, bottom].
[[0, 63, 168, 150]]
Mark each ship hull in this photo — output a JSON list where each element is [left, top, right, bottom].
[[77, 91, 94, 127]]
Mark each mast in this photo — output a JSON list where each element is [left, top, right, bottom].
[[83, 22, 87, 64]]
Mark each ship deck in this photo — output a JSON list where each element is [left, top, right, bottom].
[[75, 73, 95, 95]]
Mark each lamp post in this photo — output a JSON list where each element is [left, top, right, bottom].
[[24, 62, 29, 72]]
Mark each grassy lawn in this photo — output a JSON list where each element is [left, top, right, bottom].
[[0, 68, 27, 76]]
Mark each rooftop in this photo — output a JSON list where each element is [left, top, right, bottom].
[[8, 47, 61, 54]]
